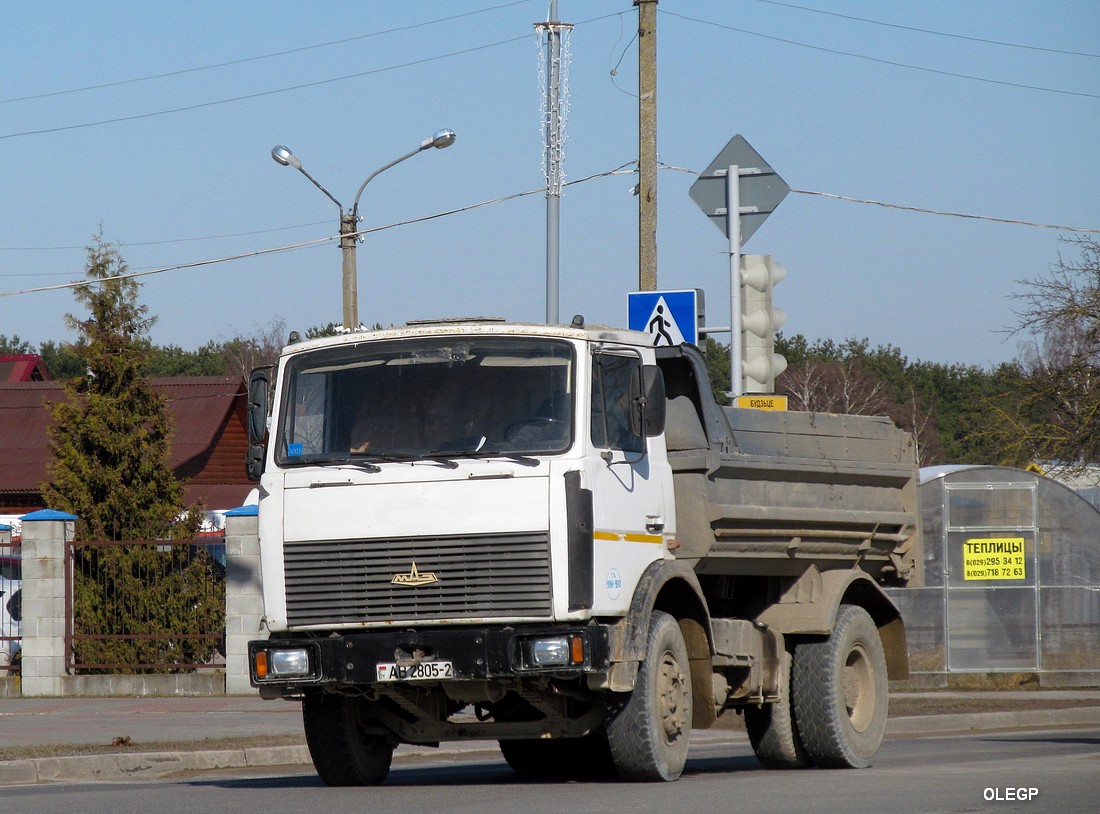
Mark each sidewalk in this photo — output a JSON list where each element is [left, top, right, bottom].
[[0, 696, 303, 748], [2, 691, 1099, 785]]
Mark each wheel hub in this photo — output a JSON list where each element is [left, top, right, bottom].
[[843, 643, 875, 732], [657, 650, 690, 741]]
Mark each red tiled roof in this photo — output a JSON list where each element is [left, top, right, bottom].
[[0, 377, 249, 510], [0, 382, 56, 491], [0, 354, 51, 382]]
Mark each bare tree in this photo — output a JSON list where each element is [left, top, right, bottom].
[[219, 318, 288, 380], [1013, 237, 1100, 356], [900, 383, 941, 467], [778, 348, 943, 465], [999, 237, 1100, 467], [780, 358, 891, 416]]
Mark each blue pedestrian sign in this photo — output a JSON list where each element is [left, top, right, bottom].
[[628, 290, 700, 347]]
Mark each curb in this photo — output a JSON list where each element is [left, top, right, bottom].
[[886, 705, 1100, 736], [0, 741, 508, 786], [2, 707, 1098, 786], [0, 745, 312, 786]]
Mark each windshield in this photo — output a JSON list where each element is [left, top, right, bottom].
[[276, 336, 574, 465]]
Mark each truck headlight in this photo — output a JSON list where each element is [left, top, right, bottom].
[[271, 648, 311, 676], [521, 634, 585, 668], [254, 647, 313, 679]]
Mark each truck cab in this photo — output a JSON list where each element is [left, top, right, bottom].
[[249, 320, 671, 632]]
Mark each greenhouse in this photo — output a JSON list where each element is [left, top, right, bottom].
[[887, 465, 1100, 686]]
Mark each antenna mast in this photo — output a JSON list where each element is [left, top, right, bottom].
[[536, 2, 573, 323]]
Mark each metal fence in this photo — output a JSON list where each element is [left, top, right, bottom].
[[65, 537, 226, 674], [0, 537, 19, 675]]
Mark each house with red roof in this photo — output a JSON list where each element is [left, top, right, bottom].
[[0, 376, 253, 517], [0, 354, 51, 383]]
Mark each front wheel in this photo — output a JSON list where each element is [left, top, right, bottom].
[[790, 604, 889, 768], [302, 692, 394, 786], [606, 610, 693, 781]]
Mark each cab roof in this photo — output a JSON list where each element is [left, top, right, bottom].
[[279, 319, 653, 358]]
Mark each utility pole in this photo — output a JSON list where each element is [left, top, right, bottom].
[[339, 212, 359, 329], [636, 0, 658, 291]]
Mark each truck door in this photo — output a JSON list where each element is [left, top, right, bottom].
[[585, 348, 671, 615]]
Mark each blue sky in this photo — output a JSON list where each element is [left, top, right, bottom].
[[2, 1, 1097, 368]]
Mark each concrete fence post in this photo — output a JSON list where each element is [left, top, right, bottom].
[[224, 505, 262, 695], [19, 509, 77, 696]]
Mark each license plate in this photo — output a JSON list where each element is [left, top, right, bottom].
[[375, 661, 454, 682]]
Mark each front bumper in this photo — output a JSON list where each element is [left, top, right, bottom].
[[249, 624, 611, 689]]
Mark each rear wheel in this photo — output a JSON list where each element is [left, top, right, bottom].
[[790, 604, 889, 768], [302, 692, 394, 786], [606, 610, 693, 781], [744, 647, 811, 769]]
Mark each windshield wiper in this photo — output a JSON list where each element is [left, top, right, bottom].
[[361, 452, 459, 469], [360, 453, 419, 465], [429, 448, 540, 467], [315, 457, 382, 473], [288, 452, 458, 472], [469, 450, 541, 467], [429, 436, 543, 467]]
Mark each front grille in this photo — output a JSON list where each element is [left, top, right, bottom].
[[284, 531, 552, 626]]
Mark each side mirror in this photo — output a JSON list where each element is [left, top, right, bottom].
[[246, 367, 272, 481], [630, 364, 666, 438]]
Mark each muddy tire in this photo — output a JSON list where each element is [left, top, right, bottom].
[[302, 692, 394, 786], [744, 647, 811, 769], [790, 604, 889, 769], [606, 610, 693, 781]]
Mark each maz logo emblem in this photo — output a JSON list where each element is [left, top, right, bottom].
[[391, 561, 439, 587]]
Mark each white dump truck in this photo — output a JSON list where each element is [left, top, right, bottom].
[[245, 317, 921, 784]]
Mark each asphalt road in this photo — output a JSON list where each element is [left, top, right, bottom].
[[1, 726, 1098, 814], [2, 690, 1099, 787]]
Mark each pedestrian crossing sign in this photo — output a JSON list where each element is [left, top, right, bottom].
[[628, 289, 700, 347]]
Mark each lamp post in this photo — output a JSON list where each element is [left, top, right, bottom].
[[271, 129, 456, 329]]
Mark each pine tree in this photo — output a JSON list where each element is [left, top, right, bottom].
[[41, 235, 221, 672], [42, 236, 194, 538]]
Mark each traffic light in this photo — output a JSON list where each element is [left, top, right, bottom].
[[740, 254, 787, 393]]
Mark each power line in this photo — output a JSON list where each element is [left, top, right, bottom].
[[662, 10, 1100, 100], [752, 0, 1100, 59], [660, 161, 1099, 234], [0, 237, 334, 298], [0, 11, 628, 142], [0, 34, 532, 141], [0, 221, 331, 253], [0, 1, 539, 104], [3, 162, 1096, 285], [790, 189, 1100, 234], [0, 164, 634, 297], [0, 166, 637, 260]]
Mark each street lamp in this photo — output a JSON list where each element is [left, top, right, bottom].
[[271, 129, 457, 329]]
